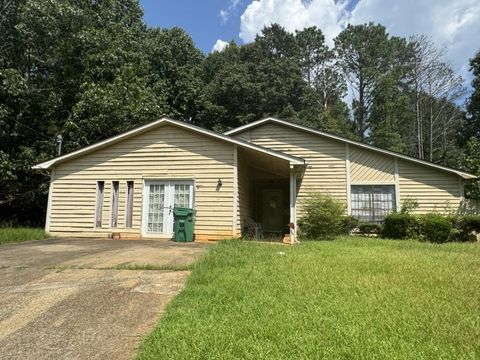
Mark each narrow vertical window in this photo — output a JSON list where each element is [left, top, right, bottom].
[[126, 181, 134, 228], [95, 181, 105, 227], [111, 181, 119, 228]]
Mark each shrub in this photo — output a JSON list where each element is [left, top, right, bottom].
[[341, 216, 359, 233], [400, 197, 418, 214], [298, 193, 347, 239], [417, 214, 453, 243], [382, 213, 416, 239], [383, 212, 477, 243], [461, 215, 480, 232], [358, 223, 381, 235], [456, 215, 480, 242]]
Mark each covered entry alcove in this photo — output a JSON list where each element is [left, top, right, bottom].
[[236, 146, 305, 243]]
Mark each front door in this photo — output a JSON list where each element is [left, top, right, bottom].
[[261, 189, 284, 232], [143, 180, 194, 237]]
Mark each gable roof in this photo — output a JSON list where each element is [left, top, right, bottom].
[[33, 117, 305, 170], [225, 117, 477, 180]]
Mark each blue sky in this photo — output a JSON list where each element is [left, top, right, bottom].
[[139, 0, 479, 83], [140, 0, 246, 53]]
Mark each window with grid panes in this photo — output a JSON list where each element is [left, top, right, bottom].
[[351, 185, 396, 224], [174, 184, 191, 208]]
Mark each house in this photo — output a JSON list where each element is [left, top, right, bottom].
[[34, 117, 476, 243]]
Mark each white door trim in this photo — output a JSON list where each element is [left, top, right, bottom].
[[141, 179, 194, 238]]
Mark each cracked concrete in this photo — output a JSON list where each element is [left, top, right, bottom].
[[0, 238, 209, 360]]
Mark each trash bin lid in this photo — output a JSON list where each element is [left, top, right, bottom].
[[173, 207, 195, 216]]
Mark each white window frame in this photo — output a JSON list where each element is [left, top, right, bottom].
[[125, 181, 134, 228], [110, 181, 120, 228], [95, 181, 105, 228], [350, 184, 396, 224]]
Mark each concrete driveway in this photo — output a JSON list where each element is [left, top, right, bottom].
[[0, 238, 209, 360]]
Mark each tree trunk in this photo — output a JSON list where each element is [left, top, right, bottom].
[[358, 72, 365, 139]]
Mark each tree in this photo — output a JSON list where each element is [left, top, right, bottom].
[[368, 36, 412, 153], [144, 27, 205, 123], [201, 25, 309, 130], [466, 50, 480, 140], [463, 137, 480, 199], [294, 27, 349, 134], [334, 23, 393, 139], [407, 35, 465, 161], [0, 0, 203, 224]]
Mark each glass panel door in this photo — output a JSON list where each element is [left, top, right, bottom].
[[174, 183, 192, 208], [146, 183, 166, 233], [166, 181, 193, 235], [143, 180, 194, 237]]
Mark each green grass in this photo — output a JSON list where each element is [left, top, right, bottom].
[[0, 227, 49, 245], [137, 237, 480, 360]]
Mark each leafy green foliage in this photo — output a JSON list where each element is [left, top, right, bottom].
[[298, 193, 348, 239], [417, 214, 453, 243], [463, 137, 480, 199], [466, 50, 480, 139], [400, 197, 419, 214], [382, 212, 477, 243], [455, 215, 480, 242], [382, 213, 416, 239], [358, 223, 382, 234]]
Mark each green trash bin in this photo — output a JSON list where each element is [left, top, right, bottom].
[[173, 207, 196, 242]]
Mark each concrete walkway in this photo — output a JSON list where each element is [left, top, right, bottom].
[[0, 238, 209, 360]]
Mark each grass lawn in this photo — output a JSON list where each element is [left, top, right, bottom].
[[0, 227, 49, 245], [137, 237, 480, 360]]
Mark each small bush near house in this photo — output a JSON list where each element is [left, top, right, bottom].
[[298, 193, 348, 239], [455, 215, 480, 242], [382, 213, 415, 239], [341, 215, 359, 233], [383, 213, 459, 243], [400, 197, 419, 214], [417, 214, 453, 243], [358, 223, 382, 235]]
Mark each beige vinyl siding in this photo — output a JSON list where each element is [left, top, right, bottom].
[[398, 160, 462, 212], [350, 145, 395, 183], [237, 123, 347, 217], [49, 124, 235, 240], [236, 122, 464, 218]]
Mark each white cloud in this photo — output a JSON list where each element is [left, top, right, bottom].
[[349, 0, 480, 82], [219, 9, 229, 24], [212, 39, 230, 52], [240, 0, 347, 45], [220, 0, 245, 25], [238, 0, 480, 81]]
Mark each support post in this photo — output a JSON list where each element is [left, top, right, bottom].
[[289, 167, 297, 244], [45, 168, 55, 234], [394, 158, 400, 212], [232, 145, 238, 238], [345, 144, 351, 215]]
